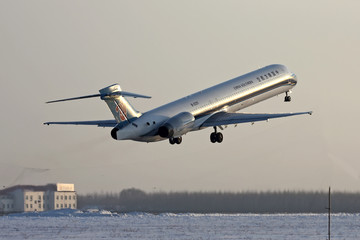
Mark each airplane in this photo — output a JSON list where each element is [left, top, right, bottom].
[[44, 64, 312, 144]]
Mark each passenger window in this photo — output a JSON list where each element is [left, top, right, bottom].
[[271, 71, 275, 76], [268, 73, 272, 78], [260, 76, 264, 80]]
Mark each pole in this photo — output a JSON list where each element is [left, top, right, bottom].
[[327, 187, 331, 240]]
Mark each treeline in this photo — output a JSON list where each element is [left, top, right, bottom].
[[77, 188, 360, 213]]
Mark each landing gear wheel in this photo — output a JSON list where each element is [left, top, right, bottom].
[[210, 133, 217, 143], [284, 92, 291, 102], [169, 138, 175, 145], [210, 131, 223, 143], [216, 132, 223, 143], [174, 136, 182, 144]]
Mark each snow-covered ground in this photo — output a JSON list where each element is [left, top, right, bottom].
[[0, 209, 359, 239]]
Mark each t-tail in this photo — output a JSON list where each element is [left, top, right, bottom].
[[99, 84, 142, 124], [46, 84, 151, 125]]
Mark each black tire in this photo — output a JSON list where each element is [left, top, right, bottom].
[[216, 132, 223, 143], [169, 138, 175, 145], [175, 137, 182, 144], [210, 132, 217, 143]]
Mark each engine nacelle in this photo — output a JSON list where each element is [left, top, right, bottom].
[[111, 127, 119, 140], [158, 112, 195, 138]]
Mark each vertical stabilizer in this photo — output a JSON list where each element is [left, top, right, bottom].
[[99, 84, 141, 124]]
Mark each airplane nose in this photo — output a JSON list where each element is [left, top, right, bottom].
[[290, 73, 297, 85]]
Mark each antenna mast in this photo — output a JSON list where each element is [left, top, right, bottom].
[[326, 187, 331, 240]]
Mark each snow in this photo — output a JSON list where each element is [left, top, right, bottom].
[[0, 209, 359, 239]]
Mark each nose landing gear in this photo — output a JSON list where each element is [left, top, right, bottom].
[[210, 127, 223, 143], [284, 92, 291, 102]]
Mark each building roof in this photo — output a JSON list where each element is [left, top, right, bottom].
[[0, 184, 57, 195]]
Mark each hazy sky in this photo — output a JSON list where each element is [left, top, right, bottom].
[[1, 0, 360, 194]]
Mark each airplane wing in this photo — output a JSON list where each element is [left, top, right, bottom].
[[43, 120, 117, 127], [201, 111, 312, 127]]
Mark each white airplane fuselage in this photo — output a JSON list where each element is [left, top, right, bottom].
[[115, 64, 297, 142]]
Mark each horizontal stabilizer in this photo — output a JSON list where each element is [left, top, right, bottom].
[[43, 120, 117, 127], [46, 91, 151, 104], [201, 111, 312, 127], [46, 94, 101, 103]]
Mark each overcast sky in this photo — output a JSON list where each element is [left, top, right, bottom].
[[1, 0, 360, 194]]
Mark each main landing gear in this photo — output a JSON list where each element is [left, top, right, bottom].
[[284, 92, 291, 102], [169, 136, 182, 145], [210, 126, 223, 143]]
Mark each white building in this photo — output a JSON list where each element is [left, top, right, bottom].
[[0, 183, 77, 213]]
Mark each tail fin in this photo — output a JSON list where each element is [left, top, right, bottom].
[[99, 84, 142, 124], [46, 83, 150, 124]]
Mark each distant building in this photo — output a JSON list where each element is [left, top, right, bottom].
[[0, 183, 77, 214]]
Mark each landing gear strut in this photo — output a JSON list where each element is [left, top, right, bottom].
[[169, 136, 182, 145], [210, 127, 223, 143], [284, 92, 291, 102]]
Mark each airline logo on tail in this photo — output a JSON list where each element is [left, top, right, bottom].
[[115, 102, 127, 121]]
